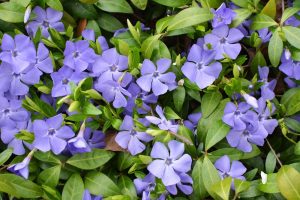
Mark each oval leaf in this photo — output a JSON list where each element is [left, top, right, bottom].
[[62, 173, 84, 200], [277, 166, 300, 199]]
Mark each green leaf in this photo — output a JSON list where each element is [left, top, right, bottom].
[[46, 0, 63, 11], [82, 101, 102, 115], [230, 0, 248, 8], [42, 185, 62, 200], [265, 151, 276, 173], [281, 7, 300, 24], [250, 14, 278, 30], [0, 2, 25, 23], [38, 165, 61, 187], [202, 156, 221, 198], [117, 152, 134, 171], [199, 0, 223, 8], [285, 118, 300, 132], [283, 26, 300, 50], [10, 0, 31, 7], [277, 166, 300, 199], [0, 148, 13, 165], [281, 88, 300, 116], [67, 149, 115, 170], [164, 106, 181, 119], [167, 7, 213, 31], [211, 177, 232, 200], [0, 174, 43, 198], [151, 0, 190, 7], [34, 151, 61, 165], [234, 179, 251, 194], [295, 141, 300, 155], [251, 50, 266, 73], [141, 34, 161, 59], [152, 40, 171, 60], [258, 173, 280, 193], [173, 86, 185, 112], [261, 0, 276, 19], [156, 16, 173, 34], [268, 30, 283, 67], [205, 120, 230, 151], [80, 0, 98, 3], [85, 171, 121, 197], [118, 176, 137, 199], [64, 1, 98, 19], [130, 0, 148, 10], [191, 160, 207, 199], [201, 90, 222, 118], [62, 173, 84, 200], [95, 0, 133, 13], [231, 9, 252, 27]]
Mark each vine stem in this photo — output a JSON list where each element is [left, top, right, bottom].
[[266, 139, 283, 167]]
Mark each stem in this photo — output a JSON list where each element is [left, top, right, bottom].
[[168, 131, 193, 145], [282, 0, 285, 15], [266, 139, 283, 167]]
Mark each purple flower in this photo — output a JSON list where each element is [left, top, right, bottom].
[[181, 44, 222, 89], [226, 120, 268, 152], [68, 123, 91, 155], [242, 93, 258, 109], [51, 66, 88, 97], [115, 115, 153, 155], [204, 25, 244, 60], [8, 156, 31, 179], [211, 3, 236, 28], [222, 102, 257, 131], [64, 40, 97, 72], [136, 58, 176, 96], [214, 155, 246, 181], [0, 34, 35, 73], [147, 140, 192, 186], [0, 96, 29, 128], [82, 29, 109, 52], [92, 48, 128, 81], [184, 112, 202, 131], [166, 173, 193, 195], [26, 6, 64, 37], [84, 128, 106, 149], [255, 98, 278, 135], [1, 120, 31, 155], [33, 43, 53, 73], [146, 105, 178, 133], [82, 189, 102, 200], [279, 54, 300, 88], [95, 73, 132, 108], [32, 114, 75, 154], [134, 173, 156, 200], [258, 28, 272, 43], [125, 83, 158, 114], [258, 66, 276, 100]]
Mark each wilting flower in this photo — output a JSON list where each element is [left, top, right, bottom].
[[226, 120, 268, 152], [1, 120, 31, 155], [26, 6, 64, 37], [181, 44, 222, 89], [51, 66, 88, 97], [95, 73, 132, 108], [32, 114, 75, 154], [222, 102, 257, 131], [204, 25, 244, 60], [211, 3, 236, 28], [92, 48, 128, 81], [0, 34, 35, 73], [33, 43, 53, 73], [258, 66, 276, 100], [214, 155, 246, 181], [115, 115, 153, 155], [0, 96, 29, 128], [166, 173, 193, 195], [146, 105, 178, 133], [147, 140, 192, 186], [136, 58, 176, 96], [134, 173, 156, 200], [68, 122, 91, 154], [8, 156, 31, 179], [82, 189, 102, 200], [64, 40, 97, 72]]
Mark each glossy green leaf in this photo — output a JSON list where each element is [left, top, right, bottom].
[[211, 177, 232, 200], [250, 14, 278, 30], [67, 149, 114, 170], [97, 12, 124, 32], [281, 88, 300, 116], [230, 0, 248, 8], [295, 141, 300, 155], [96, 0, 133, 13], [173, 86, 185, 112], [0, 2, 25, 23], [258, 173, 280, 193], [151, 0, 190, 7], [141, 34, 161, 59], [118, 176, 137, 199], [261, 0, 276, 19], [80, 0, 98, 3], [277, 166, 300, 199], [85, 171, 121, 197], [34, 151, 61, 165], [268, 30, 283, 67], [64, 1, 98, 19], [130, 0, 148, 10], [265, 151, 276, 173], [38, 165, 61, 187], [191, 160, 207, 199], [202, 156, 221, 198], [0, 148, 13, 165], [62, 173, 84, 200], [234, 179, 251, 194], [205, 120, 230, 151], [167, 7, 213, 31], [281, 7, 300, 24], [201, 90, 222, 118], [231, 9, 252, 27], [283, 26, 300, 50], [164, 106, 181, 119], [46, 0, 63, 11]]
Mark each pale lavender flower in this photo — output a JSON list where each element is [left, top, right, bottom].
[[84, 128, 106, 149], [115, 115, 153, 155], [8, 156, 31, 179], [242, 93, 258, 109], [204, 25, 244, 60], [211, 3, 236, 28], [258, 28, 272, 43], [147, 140, 192, 186], [134, 173, 156, 200], [258, 66, 276, 100], [82, 189, 102, 200], [64, 40, 97, 72], [68, 123, 91, 155], [279, 54, 300, 87], [24, 5, 32, 23], [136, 58, 176, 96], [166, 173, 193, 195], [26, 6, 64, 37], [82, 29, 109, 52], [33, 43, 53, 73], [184, 112, 202, 131], [32, 114, 75, 154], [146, 105, 178, 133], [181, 44, 222, 89]]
